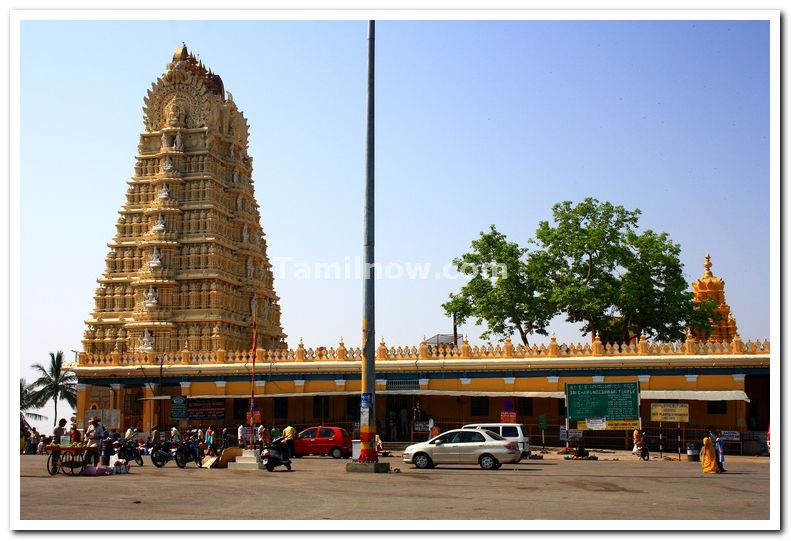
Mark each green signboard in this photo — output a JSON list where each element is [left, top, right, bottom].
[[565, 382, 640, 422], [170, 396, 188, 420]]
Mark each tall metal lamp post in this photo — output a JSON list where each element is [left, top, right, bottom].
[[358, 19, 378, 464], [248, 295, 258, 450]]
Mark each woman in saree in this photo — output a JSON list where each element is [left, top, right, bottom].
[[701, 433, 719, 473]]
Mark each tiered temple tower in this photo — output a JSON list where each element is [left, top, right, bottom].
[[691, 253, 738, 342], [82, 45, 285, 355]]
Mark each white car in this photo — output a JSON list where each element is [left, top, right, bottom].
[[461, 422, 530, 459], [402, 428, 521, 470]]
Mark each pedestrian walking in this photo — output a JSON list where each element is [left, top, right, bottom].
[[205, 425, 216, 456], [715, 431, 727, 472], [700, 432, 718, 474]]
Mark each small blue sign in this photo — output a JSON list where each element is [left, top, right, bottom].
[[361, 393, 372, 407]]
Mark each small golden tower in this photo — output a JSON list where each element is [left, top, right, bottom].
[[691, 253, 738, 342]]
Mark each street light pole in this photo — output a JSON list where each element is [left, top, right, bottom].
[[358, 19, 377, 463], [249, 296, 258, 451]]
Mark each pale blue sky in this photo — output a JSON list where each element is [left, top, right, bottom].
[[17, 19, 771, 430]]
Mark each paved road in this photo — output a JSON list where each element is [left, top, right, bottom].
[[17, 449, 769, 522]]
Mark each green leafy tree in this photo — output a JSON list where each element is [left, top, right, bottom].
[[533, 197, 718, 342], [29, 351, 77, 428], [443, 225, 557, 346], [533, 198, 639, 339], [614, 230, 694, 342], [20, 378, 47, 423]]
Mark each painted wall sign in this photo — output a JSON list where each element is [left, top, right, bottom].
[[650, 402, 690, 423], [566, 382, 640, 421]]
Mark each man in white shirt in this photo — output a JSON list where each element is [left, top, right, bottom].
[[256, 424, 264, 447]]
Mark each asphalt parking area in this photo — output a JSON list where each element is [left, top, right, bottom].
[[17, 451, 770, 522]]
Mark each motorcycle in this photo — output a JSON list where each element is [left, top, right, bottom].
[[150, 441, 178, 468], [260, 437, 292, 472], [175, 436, 203, 468], [114, 433, 144, 466]]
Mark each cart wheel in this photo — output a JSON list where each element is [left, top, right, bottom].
[[47, 453, 60, 475], [61, 451, 79, 476]]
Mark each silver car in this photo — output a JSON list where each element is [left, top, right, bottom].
[[402, 428, 521, 470]]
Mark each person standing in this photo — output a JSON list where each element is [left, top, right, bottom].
[[256, 423, 265, 448], [53, 418, 67, 445], [282, 424, 297, 459], [261, 424, 272, 448], [270, 425, 280, 441], [83, 416, 103, 466], [28, 428, 40, 454], [237, 423, 245, 448], [69, 417, 80, 444], [170, 424, 181, 443]]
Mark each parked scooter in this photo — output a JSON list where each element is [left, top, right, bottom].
[[260, 436, 292, 472]]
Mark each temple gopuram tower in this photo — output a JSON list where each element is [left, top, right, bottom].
[[82, 45, 286, 355], [691, 253, 738, 342]]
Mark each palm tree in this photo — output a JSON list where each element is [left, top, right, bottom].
[[20, 378, 47, 423], [29, 351, 77, 427]]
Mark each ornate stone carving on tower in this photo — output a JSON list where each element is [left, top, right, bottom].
[[83, 45, 286, 355], [691, 253, 738, 342]]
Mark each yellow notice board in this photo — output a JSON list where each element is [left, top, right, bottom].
[[650, 402, 689, 423]]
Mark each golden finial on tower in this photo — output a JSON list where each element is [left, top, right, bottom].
[[704, 253, 713, 276]]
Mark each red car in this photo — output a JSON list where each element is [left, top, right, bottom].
[[293, 426, 352, 459]]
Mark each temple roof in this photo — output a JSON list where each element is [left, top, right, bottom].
[[167, 43, 225, 97]]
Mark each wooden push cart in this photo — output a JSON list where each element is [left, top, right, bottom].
[[45, 445, 97, 476]]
